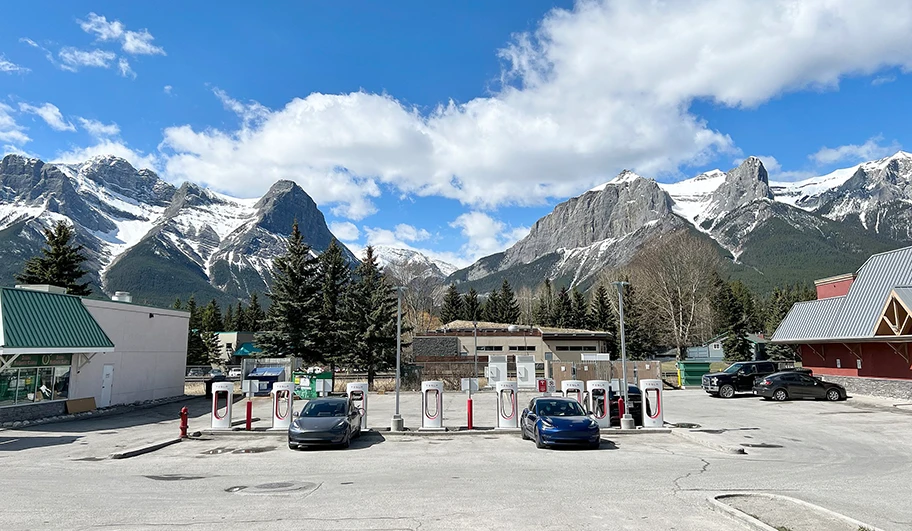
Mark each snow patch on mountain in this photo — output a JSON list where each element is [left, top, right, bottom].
[[370, 245, 458, 280], [589, 170, 645, 192], [658, 169, 726, 224]]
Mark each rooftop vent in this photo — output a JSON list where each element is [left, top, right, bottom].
[[15, 284, 67, 295], [112, 291, 132, 303]]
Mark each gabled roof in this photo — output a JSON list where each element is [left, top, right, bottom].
[[773, 245, 912, 343], [0, 287, 114, 354], [893, 287, 912, 311]]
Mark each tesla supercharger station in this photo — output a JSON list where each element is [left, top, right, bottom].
[[211, 381, 233, 430], [486, 355, 508, 387], [420, 380, 445, 431], [515, 355, 536, 389], [640, 379, 664, 428], [537, 378, 556, 396], [495, 380, 518, 429], [347, 382, 369, 431], [561, 379, 585, 403], [270, 381, 294, 430], [587, 380, 611, 428]]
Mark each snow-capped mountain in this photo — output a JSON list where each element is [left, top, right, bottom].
[[451, 153, 911, 293], [0, 154, 356, 306], [369, 245, 458, 281]]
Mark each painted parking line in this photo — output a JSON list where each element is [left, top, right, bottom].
[[0, 438, 21, 446]]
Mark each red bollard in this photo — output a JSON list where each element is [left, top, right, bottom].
[[467, 397, 474, 430], [246, 400, 253, 431], [618, 397, 626, 419], [179, 407, 189, 438]]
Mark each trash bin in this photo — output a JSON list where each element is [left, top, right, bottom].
[[292, 371, 316, 399], [676, 361, 713, 389], [205, 374, 228, 398]]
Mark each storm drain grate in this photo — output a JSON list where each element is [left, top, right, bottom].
[[225, 481, 319, 495]]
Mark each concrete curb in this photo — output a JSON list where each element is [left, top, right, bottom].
[[0, 394, 200, 432], [110, 437, 183, 459], [709, 493, 884, 531], [672, 429, 746, 455]]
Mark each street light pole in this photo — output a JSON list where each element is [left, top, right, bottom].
[[467, 320, 478, 429], [391, 286, 406, 432], [612, 281, 635, 430]]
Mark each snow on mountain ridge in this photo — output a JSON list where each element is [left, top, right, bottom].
[[370, 245, 458, 279]]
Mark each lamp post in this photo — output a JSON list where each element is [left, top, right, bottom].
[[612, 281, 635, 430], [467, 320, 478, 429], [391, 286, 406, 432]]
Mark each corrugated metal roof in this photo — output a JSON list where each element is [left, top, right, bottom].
[[893, 286, 912, 311], [830, 246, 912, 339], [0, 288, 114, 351], [772, 296, 846, 342]]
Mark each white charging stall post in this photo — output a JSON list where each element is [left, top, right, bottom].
[[210, 381, 234, 430], [495, 380, 518, 429], [561, 379, 585, 403], [640, 379, 664, 428], [270, 381, 294, 430], [485, 355, 508, 387], [586, 380, 611, 428], [420, 380, 445, 431], [515, 355, 536, 389], [347, 382, 369, 431]]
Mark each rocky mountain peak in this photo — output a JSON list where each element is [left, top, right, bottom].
[[75, 155, 175, 206], [702, 157, 773, 223]]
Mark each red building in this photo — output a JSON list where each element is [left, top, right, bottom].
[[772, 246, 912, 399]]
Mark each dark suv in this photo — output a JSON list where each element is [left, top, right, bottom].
[[702, 361, 806, 398]]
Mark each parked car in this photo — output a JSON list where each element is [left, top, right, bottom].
[[702, 361, 809, 398], [521, 396, 601, 449], [186, 368, 205, 378], [608, 385, 643, 426], [288, 397, 362, 450], [227, 368, 242, 378], [207, 369, 224, 378], [753, 372, 846, 401]]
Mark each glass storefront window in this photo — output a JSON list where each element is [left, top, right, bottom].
[[0, 364, 72, 406], [53, 366, 70, 400]]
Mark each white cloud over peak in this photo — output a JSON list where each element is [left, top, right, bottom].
[[0, 55, 28, 73], [394, 223, 431, 242], [329, 221, 360, 242], [0, 103, 30, 145], [450, 211, 529, 263], [810, 136, 900, 166], [77, 118, 120, 138], [54, 139, 158, 173], [79, 12, 165, 55], [155, 1, 912, 219], [18, 102, 76, 132], [58, 47, 116, 71]]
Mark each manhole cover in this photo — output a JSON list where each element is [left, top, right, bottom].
[[740, 443, 783, 448], [225, 481, 318, 495], [202, 447, 234, 455], [145, 475, 206, 481], [232, 447, 275, 454]]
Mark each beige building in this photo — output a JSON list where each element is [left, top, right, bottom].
[[413, 320, 611, 364]]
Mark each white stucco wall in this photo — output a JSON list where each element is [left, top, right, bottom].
[[70, 299, 189, 407]]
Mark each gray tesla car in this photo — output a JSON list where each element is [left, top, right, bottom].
[[288, 397, 362, 449]]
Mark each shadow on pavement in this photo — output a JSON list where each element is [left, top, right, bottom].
[[0, 435, 82, 451], [16, 396, 212, 434], [291, 433, 386, 452]]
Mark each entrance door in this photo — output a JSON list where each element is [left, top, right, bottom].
[[100, 364, 115, 407]]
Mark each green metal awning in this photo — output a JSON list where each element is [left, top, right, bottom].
[[233, 342, 261, 357], [0, 287, 114, 355]]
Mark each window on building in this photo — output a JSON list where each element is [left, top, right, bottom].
[[0, 356, 72, 406], [508, 346, 536, 351], [476, 346, 503, 351], [711, 342, 722, 350], [555, 345, 597, 352]]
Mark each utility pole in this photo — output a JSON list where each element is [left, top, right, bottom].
[[612, 281, 635, 429], [391, 286, 406, 431]]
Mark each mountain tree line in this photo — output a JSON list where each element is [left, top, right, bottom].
[[441, 279, 521, 324], [173, 294, 267, 365]]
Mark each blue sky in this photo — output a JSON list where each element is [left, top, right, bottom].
[[2, 1, 911, 267]]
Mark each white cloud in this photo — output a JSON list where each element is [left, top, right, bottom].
[[872, 75, 896, 86], [450, 211, 529, 263], [163, 85, 173, 95], [79, 12, 165, 55], [77, 118, 120, 138], [54, 139, 158, 172], [734, 155, 781, 174], [394, 223, 431, 242], [0, 55, 28, 73], [0, 103, 30, 145], [18, 102, 76, 132], [810, 136, 900, 166], [156, 1, 912, 217], [58, 47, 116, 71], [362, 225, 466, 267], [329, 221, 359, 242], [118, 58, 136, 79]]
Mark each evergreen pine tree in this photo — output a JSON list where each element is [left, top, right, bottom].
[[223, 304, 235, 331], [440, 284, 464, 324], [618, 283, 656, 360], [316, 240, 351, 370], [722, 313, 752, 362], [499, 279, 521, 324], [16, 221, 92, 295], [200, 299, 224, 332], [570, 288, 588, 329], [730, 281, 761, 332], [345, 246, 402, 388], [172, 298, 182, 310], [532, 279, 555, 326], [184, 296, 208, 365], [462, 288, 481, 322], [710, 272, 736, 336], [554, 286, 573, 328], [235, 301, 247, 330], [246, 293, 266, 332], [589, 285, 618, 357], [255, 222, 322, 361], [482, 290, 503, 322]]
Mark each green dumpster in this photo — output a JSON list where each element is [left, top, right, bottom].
[[292, 372, 316, 399], [676, 361, 713, 389]]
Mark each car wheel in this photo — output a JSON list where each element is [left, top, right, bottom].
[[826, 389, 840, 402], [288, 442, 298, 450], [773, 389, 788, 401], [521, 425, 530, 440], [535, 427, 546, 449], [341, 433, 351, 449], [353, 427, 362, 439], [588, 440, 601, 450], [719, 384, 735, 399]]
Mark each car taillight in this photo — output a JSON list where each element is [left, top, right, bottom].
[[762, 379, 772, 386]]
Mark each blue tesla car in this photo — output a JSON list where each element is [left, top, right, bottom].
[[520, 396, 601, 449]]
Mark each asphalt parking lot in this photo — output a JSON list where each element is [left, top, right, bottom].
[[2, 388, 911, 530]]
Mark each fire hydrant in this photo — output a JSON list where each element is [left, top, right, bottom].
[[179, 406, 189, 438], [617, 397, 626, 419]]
